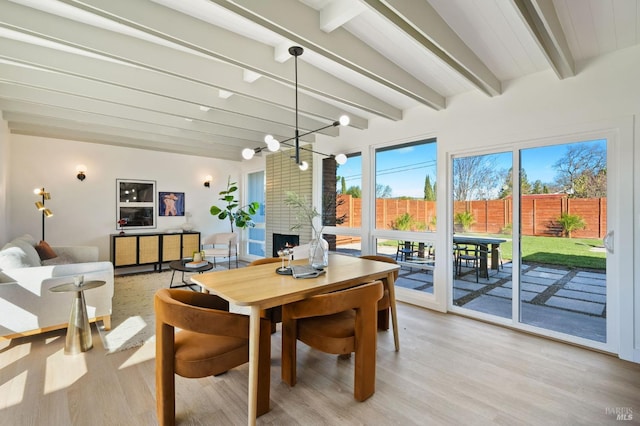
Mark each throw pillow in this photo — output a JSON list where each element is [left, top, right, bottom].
[[35, 240, 57, 260], [0, 246, 34, 269], [1, 239, 41, 267]]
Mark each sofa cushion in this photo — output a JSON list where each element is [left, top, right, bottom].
[[35, 240, 57, 260], [0, 238, 41, 268], [41, 253, 75, 266]]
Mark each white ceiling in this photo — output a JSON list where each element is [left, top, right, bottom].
[[0, 0, 638, 160]]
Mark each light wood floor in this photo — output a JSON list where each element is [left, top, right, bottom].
[[1, 303, 639, 425]]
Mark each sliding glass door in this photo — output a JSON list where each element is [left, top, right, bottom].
[[450, 137, 612, 349], [451, 151, 513, 319]]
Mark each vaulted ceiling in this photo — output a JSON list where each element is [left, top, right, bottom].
[[1, 0, 638, 160]]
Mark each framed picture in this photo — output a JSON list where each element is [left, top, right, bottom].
[[159, 191, 185, 216], [116, 179, 156, 230]]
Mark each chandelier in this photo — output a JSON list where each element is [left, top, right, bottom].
[[242, 46, 348, 170]]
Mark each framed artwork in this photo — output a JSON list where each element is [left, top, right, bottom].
[[116, 179, 156, 230], [159, 191, 185, 216]]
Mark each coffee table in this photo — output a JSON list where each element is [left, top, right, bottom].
[[49, 280, 106, 355], [169, 259, 214, 290]]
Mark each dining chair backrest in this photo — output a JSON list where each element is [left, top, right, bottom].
[[281, 280, 384, 402], [154, 288, 271, 425]]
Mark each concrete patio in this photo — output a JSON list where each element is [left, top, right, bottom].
[[393, 260, 606, 343]]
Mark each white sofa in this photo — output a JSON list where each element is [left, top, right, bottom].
[[0, 235, 114, 339]]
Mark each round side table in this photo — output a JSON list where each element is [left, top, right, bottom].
[[50, 280, 106, 355], [169, 259, 213, 290]]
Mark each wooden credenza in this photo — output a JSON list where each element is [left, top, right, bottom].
[[110, 231, 200, 270]]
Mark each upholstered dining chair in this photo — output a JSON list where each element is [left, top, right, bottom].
[[359, 255, 399, 332], [154, 288, 271, 426], [281, 280, 383, 402], [202, 232, 238, 268], [248, 257, 282, 333]]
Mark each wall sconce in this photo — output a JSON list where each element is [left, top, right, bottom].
[[204, 175, 212, 188], [76, 165, 87, 181]]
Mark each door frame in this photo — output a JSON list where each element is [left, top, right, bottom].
[[445, 117, 633, 357]]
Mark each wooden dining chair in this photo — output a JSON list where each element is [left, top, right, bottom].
[[248, 257, 282, 333], [281, 281, 383, 402], [359, 255, 399, 332], [154, 289, 271, 426]]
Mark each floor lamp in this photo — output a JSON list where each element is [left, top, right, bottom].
[[34, 188, 53, 241]]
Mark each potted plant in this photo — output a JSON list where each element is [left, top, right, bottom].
[[210, 176, 260, 232]]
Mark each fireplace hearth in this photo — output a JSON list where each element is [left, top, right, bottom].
[[272, 233, 300, 257]]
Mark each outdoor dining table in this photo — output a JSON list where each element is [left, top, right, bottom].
[[191, 253, 400, 426], [453, 235, 507, 277]]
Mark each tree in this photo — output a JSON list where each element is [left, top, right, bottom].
[[499, 167, 532, 198], [340, 176, 347, 194], [423, 175, 435, 201], [454, 211, 475, 232], [553, 143, 606, 197], [558, 213, 586, 238], [376, 184, 392, 198], [453, 156, 501, 201], [345, 186, 361, 198]]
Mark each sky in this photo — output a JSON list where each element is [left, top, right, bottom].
[[337, 138, 606, 199]]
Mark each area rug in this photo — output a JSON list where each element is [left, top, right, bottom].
[[98, 268, 221, 354]]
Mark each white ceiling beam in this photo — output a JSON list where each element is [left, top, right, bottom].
[[0, 83, 316, 145], [512, 0, 575, 79], [361, 0, 501, 97], [0, 62, 325, 139], [58, 0, 382, 123], [0, 103, 259, 148], [0, 0, 366, 127], [209, 0, 446, 110], [0, 38, 340, 133], [7, 121, 241, 160], [319, 0, 366, 33]]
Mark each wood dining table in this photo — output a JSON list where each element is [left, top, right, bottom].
[[191, 253, 400, 426]]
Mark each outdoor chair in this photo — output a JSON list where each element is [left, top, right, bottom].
[[281, 281, 383, 402], [154, 289, 271, 425], [395, 241, 418, 261], [455, 244, 489, 282]]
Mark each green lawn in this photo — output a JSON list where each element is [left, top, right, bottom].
[[500, 235, 605, 270]]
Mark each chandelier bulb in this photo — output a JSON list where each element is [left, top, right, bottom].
[[242, 148, 255, 160], [339, 115, 350, 126], [335, 153, 347, 165], [299, 161, 309, 171]]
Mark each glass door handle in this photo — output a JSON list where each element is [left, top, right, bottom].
[[603, 230, 614, 254]]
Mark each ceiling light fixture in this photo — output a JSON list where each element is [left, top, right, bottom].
[[242, 46, 349, 170]]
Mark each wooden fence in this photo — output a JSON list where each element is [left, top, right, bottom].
[[335, 194, 606, 239]]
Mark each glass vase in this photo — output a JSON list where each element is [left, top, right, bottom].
[[308, 237, 329, 269]]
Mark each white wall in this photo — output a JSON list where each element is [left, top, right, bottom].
[[0, 119, 9, 243], [6, 136, 242, 260]]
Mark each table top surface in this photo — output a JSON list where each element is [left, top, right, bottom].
[[49, 280, 106, 293], [453, 235, 507, 245], [191, 253, 399, 309], [169, 259, 214, 272]]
